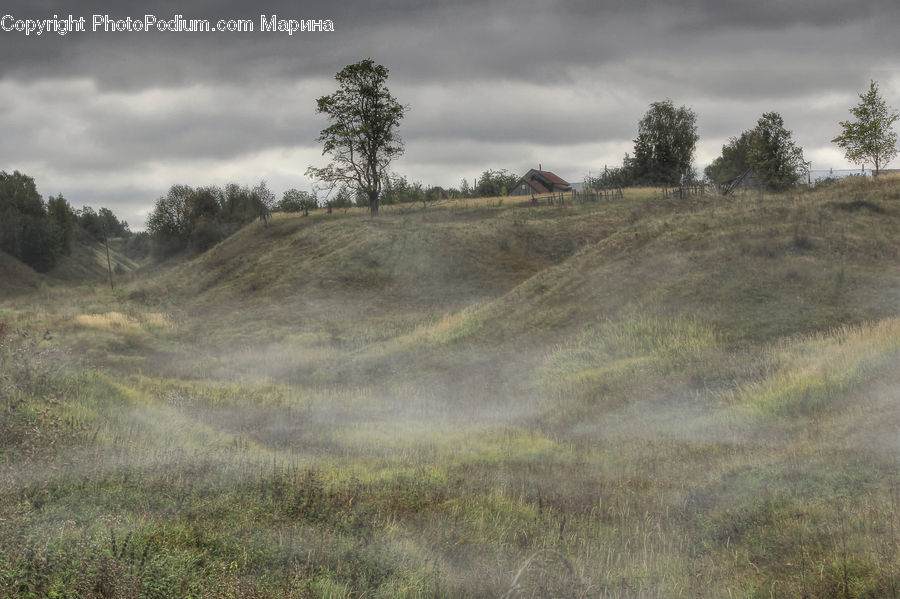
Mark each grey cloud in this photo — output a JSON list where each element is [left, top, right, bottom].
[[674, 0, 900, 31], [0, 77, 322, 171], [3, 0, 899, 226], [5, 0, 892, 94]]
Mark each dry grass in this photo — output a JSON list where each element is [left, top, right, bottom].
[[725, 318, 900, 418], [73, 311, 171, 333], [2, 177, 900, 598]]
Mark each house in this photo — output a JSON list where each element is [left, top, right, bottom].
[[509, 168, 572, 196]]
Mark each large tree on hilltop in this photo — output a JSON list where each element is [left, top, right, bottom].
[[306, 59, 407, 216], [749, 112, 807, 190], [707, 112, 807, 191], [832, 80, 899, 174], [627, 100, 699, 187]]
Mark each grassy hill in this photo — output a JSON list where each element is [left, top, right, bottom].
[[0, 231, 140, 301], [2, 179, 900, 598], [130, 179, 900, 343], [119, 179, 899, 398], [46, 231, 142, 284], [0, 250, 44, 298]]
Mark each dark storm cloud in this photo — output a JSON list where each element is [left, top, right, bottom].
[[675, 0, 899, 30], [2, 0, 899, 227], [0, 0, 649, 87], [1, 0, 374, 87], [4, 0, 898, 88]]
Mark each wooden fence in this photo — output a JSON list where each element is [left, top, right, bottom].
[[661, 184, 712, 199], [294, 183, 721, 218], [528, 187, 624, 206]]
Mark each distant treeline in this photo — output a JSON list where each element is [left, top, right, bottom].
[[302, 169, 522, 210], [146, 181, 276, 257], [271, 169, 523, 217], [349, 169, 522, 207], [0, 170, 146, 272], [583, 162, 705, 191]]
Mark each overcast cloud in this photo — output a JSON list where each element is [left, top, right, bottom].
[[2, 0, 899, 228]]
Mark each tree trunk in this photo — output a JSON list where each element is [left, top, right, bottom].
[[369, 190, 379, 216]]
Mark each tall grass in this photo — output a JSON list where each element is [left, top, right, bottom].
[[2, 178, 900, 597], [725, 318, 900, 418]]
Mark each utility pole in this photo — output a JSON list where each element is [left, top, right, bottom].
[[102, 220, 114, 291]]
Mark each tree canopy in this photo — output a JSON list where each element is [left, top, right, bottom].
[[832, 80, 899, 174], [146, 181, 274, 257], [704, 131, 754, 187], [77, 206, 130, 242], [626, 100, 699, 187], [0, 171, 73, 271], [0, 170, 138, 271], [278, 189, 318, 216], [749, 112, 807, 190], [306, 59, 407, 216], [474, 169, 519, 197], [706, 112, 807, 191]]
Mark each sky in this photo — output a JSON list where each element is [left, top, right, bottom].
[[2, 0, 899, 229]]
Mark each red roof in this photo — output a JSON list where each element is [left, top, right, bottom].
[[525, 179, 550, 194], [511, 169, 572, 195], [536, 170, 569, 187]]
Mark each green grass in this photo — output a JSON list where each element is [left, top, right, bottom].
[[2, 179, 900, 597]]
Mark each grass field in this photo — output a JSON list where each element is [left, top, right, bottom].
[[2, 178, 900, 597]]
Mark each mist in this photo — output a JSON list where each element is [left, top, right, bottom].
[[3, 179, 900, 596]]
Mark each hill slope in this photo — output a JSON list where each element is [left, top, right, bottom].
[[469, 182, 900, 344], [129, 202, 625, 341], [6, 180, 899, 598], [123, 178, 900, 389], [0, 232, 141, 300], [0, 250, 43, 298], [47, 231, 141, 284]]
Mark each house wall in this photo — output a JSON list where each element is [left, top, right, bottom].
[[510, 182, 536, 196]]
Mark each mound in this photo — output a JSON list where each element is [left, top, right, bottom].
[[0, 250, 43, 298]]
